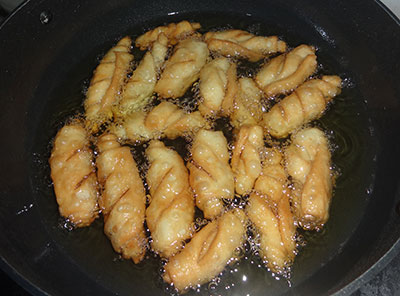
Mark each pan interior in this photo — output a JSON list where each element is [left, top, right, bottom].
[[23, 5, 382, 296]]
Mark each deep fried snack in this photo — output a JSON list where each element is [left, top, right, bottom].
[[49, 124, 98, 227], [198, 57, 231, 117], [163, 209, 247, 292], [145, 140, 194, 257], [247, 192, 296, 272], [135, 21, 201, 49], [116, 34, 169, 116], [231, 125, 264, 195], [96, 133, 147, 263], [204, 29, 286, 62], [231, 77, 264, 128], [187, 129, 234, 219], [254, 148, 288, 204], [255, 44, 317, 97], [285, 127, 332, 230], [220, 63, 239, 116], [155, 39, 209, 98], [84, 36, 133, 132], [110, 101, 207, 142], [263, 75, 342, 138]]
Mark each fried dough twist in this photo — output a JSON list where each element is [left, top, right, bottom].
[[155, 39, 209, 98], [84, 36, 133, 132], [96, 134, 147, 263], [204, 29, 287, 62], [145, 140, 194, 257], [255, 44, 317, 97], [231, 77, 264, 128], [187, 129, 234, 219], [111, 101, 207, 142], [231, 125, 264, 195], [49, 124, 99, 227], [285, 127, 332, 230], [198, 57, 231, 117], [115, 33, 169, 117], [135, 21, 201, 49], [263, 75, 342, 138], [163, 209, 247, 292]]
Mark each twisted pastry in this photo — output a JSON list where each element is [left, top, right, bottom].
[[115, 33, 169, 117], [198, 57, 231, 117], [84, 36, 133, 132], [96, 133, 147, 263], [254, 148, 288, 203], [263, 75, 342, 138], [155, 38, 209, 98], [135, 21, 201, 49], [145, 140, 194, 257], [247, 191, 296, 273], [49, 124, 98, 227], [163, 209, 247, 292], [187, 129, 234, 219], [220, 62, 238, 116], [285, 127, 333, 230], [231, 77, 264, 128], [255, 44, 317, 97], [231, 125, 264, 195], [110, 101, 207, 142], [204, 29, 286, 62]]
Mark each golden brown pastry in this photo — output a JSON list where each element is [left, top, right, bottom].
[[155, 38, 209, 98], [262, 75, 342, 138], [231, 125, 264, 195], [187, 129, 234, 219], [230, 77, 264, 128], [204, 29, 286, 62], [115, 33, 169, 116], [198, 57, 231, 117], [254, 148, 288, 204], [285, 127, 332, 230], [110, 101, 207, 142], [220, 62, 239, 116], [145, 140, 194, 258], [163, 209, 247, 292], [135, 21, 201, 49], [84, 36, 133, 132], [246, 192, 296, 273], [49, 123, 98, 227], [255, 44, 317, 97], [96, 133, 147, 263]]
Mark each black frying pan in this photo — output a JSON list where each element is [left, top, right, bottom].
[[0, 0, 399, 295]]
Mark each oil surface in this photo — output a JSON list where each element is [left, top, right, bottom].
[[29, 11, 376, 296]]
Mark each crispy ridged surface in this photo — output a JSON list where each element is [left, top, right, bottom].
[[49, 124, 98, 227], [84, 36, 133, 132], [116, 34, 169, 117], [231, 125, 264, 195], [96, 133, 147, 263], [145, 140, 194, 257], [163, 209, 247, 292], [155, 39, 209, 98], [198, 57, 231, 117], [231, 77, 264, 128], [255, 44, 317, 97], [205, 29, 286, 62], [285, 127, 332, 230], [135, 21, 201, 49], [263, 75, 342, 138], [110, 101, 207, 142], [187, 129, 234, 219]]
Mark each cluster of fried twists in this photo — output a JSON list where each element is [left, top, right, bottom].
[[49, 20, 342, 293]]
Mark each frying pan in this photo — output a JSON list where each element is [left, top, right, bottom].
[[0, 0, 399, 295]]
